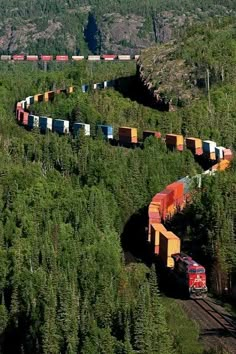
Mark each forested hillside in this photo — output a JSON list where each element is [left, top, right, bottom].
[[0, 62, 206, 353], [1, 0, 236, 54]]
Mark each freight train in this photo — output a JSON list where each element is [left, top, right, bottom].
[[0, 54, 139, 62], [16, 84, 233, 299]]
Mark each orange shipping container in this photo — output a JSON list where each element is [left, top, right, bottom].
[[150, 223, 167, 253], [119, 127, 137, 137], [186, 137, 202, 149], [166, 134, 184, 146], [159, 231, 181, 267]]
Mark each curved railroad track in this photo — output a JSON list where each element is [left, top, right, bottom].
[[178, 298, 236, 353]]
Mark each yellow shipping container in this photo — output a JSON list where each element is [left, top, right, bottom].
[[166, 134, 184, 146], [67, 86, 75, 94], [166, 256, 175, 268], [150, 223, 167, 247], [34, 94, 44, 102], [209, 152, 216, 160], [160, 231, 181, 267], [44, 91, 54, 102]]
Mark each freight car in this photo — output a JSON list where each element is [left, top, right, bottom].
[[0, 54, 140, 62], [15, 83, 233, 299]]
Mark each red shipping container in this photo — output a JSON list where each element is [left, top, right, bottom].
[[41, 55, 53, 61], [22, 112, 29, 126], [13, 54, 24, 61], [194, 147, 203, 155], [176, 145, 184, 151], [17, 108, 24, 121], [166, 182, 184, 200], [223, 149, 233, 161], [152, 189, 174, 211], [56, 55, 69, 61], [26, 55, 38, 61], [102, 55, 117, 60]]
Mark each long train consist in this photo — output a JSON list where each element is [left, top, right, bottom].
[[1, 54, 139, 62], [16, 84, 234, 299]]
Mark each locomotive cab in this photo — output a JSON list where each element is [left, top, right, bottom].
[[172, 253, 207, 298]]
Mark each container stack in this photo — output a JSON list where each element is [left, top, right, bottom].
[[119, 127, 138, 144], [203, 140, 217, 160], [166, 134, 184, 151], [159, 231, 181, 268], [73, 123, 90, 136], [186, 137, 203, 155], [44, 91, 54, 102], [28, 115, 39, 129], [148, 203, 161, 239], [166, 181, 184, 209], [39, 117, 53, 132], [53, 119, 69, 134], [150, 223, 167, 255], [97, 125, 113, 139], [34, 94, 44, 103], [152, 189, 175, 220], [143, 130, 161, 140]]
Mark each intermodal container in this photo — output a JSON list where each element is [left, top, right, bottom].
[[119, 127, 137, 137], [118, 55, 131, 60], [20, 100, 27, 110], [97, 125, 113, 139], [134, 55, 140, 60], [186, 137, 202, 149], [203, 140, 217, 153], [152, 189, 174, 208], [39, 116, 53, 132], [159, 231, 181, 268], [215, 146, 225, 160], [41, 55, 53, 61], [223, 148, 233, 161], [106, 80, 115, 88], [53, 119, 69, 134], [28, 115, 39, 129], [96, 82, 104, 89], [67, 86, 74, 94], [88, 55, 101, 61], [16, 102, 22, 109], [73, 123, 90, 136], [166, 181, 184, 200], [1, 55, 11, 60], [26, 55, 38, 61], [82, 84, 89, 93], [176, 145, 184, 151], [102, 55, 117, 60], [56, 55, 69, 61], [194, 147, 203, 155], [150, 223, 167, 254], [22, 112, 29, 126], [166, 134, 184, 146], [143, 130, 161, 140], [72, 56, 84, 60], [25, 96, 34, 106], [44, 91, 54, 102], [34, 93, 44, 102], [13, 54, 25, 61], [17, 108, 24, 121]]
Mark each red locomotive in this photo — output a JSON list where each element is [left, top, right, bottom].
[[172, 253, 207, 298]]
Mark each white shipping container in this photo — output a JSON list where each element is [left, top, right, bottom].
[[134, 55, 140, 60], [20, 100, 27, 109], [26, 96, 34, 105], [74, 123, 90, 136], [26, 55, 39, 60], [1, 55, 11, 60], [88, 55, 101, 61], [215, 146, 225, 160], [93, 83, 97, 89], [39, 116, 53, 131], [203, 140, 217, 153], [72, 56, 85, 60], [118, 55, 131, 60]]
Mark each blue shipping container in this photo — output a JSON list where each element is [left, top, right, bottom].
[[97, 125, 113, 139], [82, 84, 89, 93]]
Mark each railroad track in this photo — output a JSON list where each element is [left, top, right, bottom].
[[178, 297, 236, 353], [194, 298, 236, 338]]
